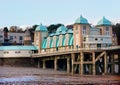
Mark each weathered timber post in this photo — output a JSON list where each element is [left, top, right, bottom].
[[71, 53, 75, 74], [43, 59, 46, 69], [54, 57, 58, 71], [111, 54, 115, 74], [104, 51, 107, 75], [92, 51, 96, 75], [80, 52, 83, 75], [89, 55, 92, 74], [67, 57, 70, 73]]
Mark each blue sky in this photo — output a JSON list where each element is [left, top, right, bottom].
[[0, 0, 120, 27]]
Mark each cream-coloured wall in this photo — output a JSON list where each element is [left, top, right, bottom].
[[0, 51, 3, 57], [65, 34, 69, 46], [46, 37, 50, 48], [59, 35, 63, 46], [83, 35, 112, 44], [8, 32, 25, 43], [52, 36, 58, 47], [0, 50, 32, 58], [90, 28, 100, 35], [34, 31, 48, 53]]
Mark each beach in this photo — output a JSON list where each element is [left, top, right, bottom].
[[0, 66, 120, 85]]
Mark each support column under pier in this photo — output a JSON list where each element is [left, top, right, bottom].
[[67, 58, 70, 73], [37, 59, 40, 68], [111, 54, 115, 74], [92, 51, 96, 75], [54, 57, 58, 71], [104, 51, 107, 75], [43, 59, 46, 69], [71, 53, 75, 74], [80, 52, 83, 75]]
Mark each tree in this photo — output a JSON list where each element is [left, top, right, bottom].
[[66, 24, 73, 29], [9, 26, 18, 32], [32, 24, 38, 31], [47, 24, 63, 33], [3, 27, 9, 32], [112, 23, 120, 44], [17, 28, 23, 32]]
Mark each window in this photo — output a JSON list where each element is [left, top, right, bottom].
[[15, 51, 20, 53], [0, 35, 3, 38], [10, 36, 13, 40], [82, 26, 86, 34], [106, 27, 109, 31], [83, 37, 86, 41], [100, 29, 102, 35], [95, 38, 98, 41], [106, 27, 110, 35], [4, 51, 9, 54], [19, 36, 23, 40]]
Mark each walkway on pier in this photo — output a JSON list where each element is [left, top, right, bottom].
[[32, 46, 120, 75]]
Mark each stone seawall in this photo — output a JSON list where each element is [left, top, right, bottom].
[[0, 58, 38, 67]]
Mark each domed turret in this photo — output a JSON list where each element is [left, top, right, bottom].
[[34, 24, 48, 53], [35, 24, 48, 32], [75, 15, 89, 24], [97, 17, 112, 26], [73, 15, 90, 48]]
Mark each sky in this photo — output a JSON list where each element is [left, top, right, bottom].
[[0, 0, 120, 28]]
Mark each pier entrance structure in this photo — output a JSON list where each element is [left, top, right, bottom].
[[32, 16, 119, 75]]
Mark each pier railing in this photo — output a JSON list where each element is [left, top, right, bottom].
[[32, 46, 120, 57]]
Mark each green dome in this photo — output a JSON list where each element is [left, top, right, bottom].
[[56, 25, 68, 33], [67, 29, 73, 34], [35, 24, 48, 32], [97, 17, 112, 26], [75, 15, 89, 24]]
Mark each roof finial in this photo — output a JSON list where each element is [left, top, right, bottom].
[[40, 23, 42, 25], [103, 16, 105, 19], [80, 14, 82, 18]]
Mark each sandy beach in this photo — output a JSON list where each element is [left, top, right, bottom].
[[0, 66, 120, 85]]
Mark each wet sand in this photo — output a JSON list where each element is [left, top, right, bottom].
[[0, 66, 120, 85]]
